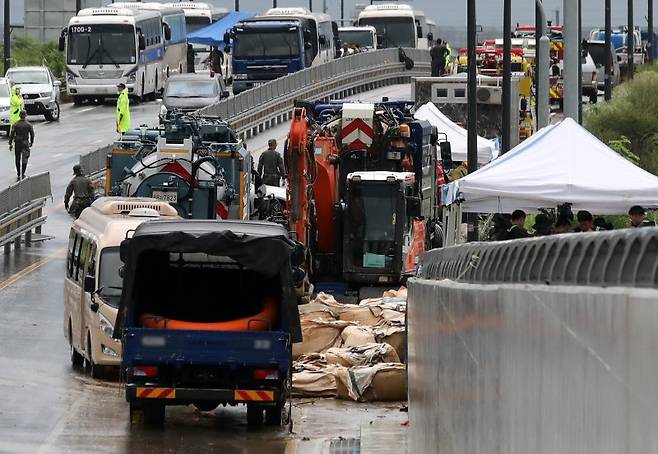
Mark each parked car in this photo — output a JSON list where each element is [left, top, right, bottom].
[[587, 40, 621, 91], [580, 52, 599, 104], [0, 77, 11, 135], [160, 73, 229, 117], [5, 66, 61, 121]]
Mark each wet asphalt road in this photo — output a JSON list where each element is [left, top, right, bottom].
[[0, 86, 411, 454]]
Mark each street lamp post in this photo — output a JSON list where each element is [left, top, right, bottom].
[[605, 0, 612, 100], [649, 0, 654, 64], [628, 0, 634, 78], [502, 0, 511, 154], [467, 0, 477, 241], [3, 0, 9, 75]]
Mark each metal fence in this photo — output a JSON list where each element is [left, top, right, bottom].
[[418, 228, 658, 288], [80, 144, 112, 177], [0, 172, 52, 250]]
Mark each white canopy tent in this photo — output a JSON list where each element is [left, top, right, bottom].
[[414, 102, 497, 165], [444, 118, 658, 215]]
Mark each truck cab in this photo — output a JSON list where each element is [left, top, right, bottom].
[[116, 219, 303, 426]]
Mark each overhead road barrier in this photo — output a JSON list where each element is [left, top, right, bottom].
[[79, 48, 430, 179], [0, 172, 52, 254]]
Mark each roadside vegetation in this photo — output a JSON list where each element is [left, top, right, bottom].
[[585, 66, 658, 175], [0, 36, 65, 78]]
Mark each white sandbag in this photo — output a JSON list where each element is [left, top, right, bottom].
[[325, 343, 400, 367], [335, 363, 406, 402], [292, 319, 354, 359], [341, 325, 376, 347]]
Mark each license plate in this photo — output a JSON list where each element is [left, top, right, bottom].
[[251, 82, 264, 87], [152, 190, 177, 203]]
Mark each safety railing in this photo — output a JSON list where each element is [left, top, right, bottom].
[[418, 228, 658, 288], [79, 144, 112, 178], [0, 172, 52, 253]]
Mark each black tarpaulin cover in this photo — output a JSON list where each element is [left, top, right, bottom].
[[114, 221, 302, 342]]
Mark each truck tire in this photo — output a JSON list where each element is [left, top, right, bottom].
[[143, 403, 165, 426], [265, 403, 283, 426], [193, 401, 218, 412], [246, 404, 263, 426]]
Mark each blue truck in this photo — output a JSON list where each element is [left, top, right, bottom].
[[114, 219, 303, 426], [225, 7, 336, 94]]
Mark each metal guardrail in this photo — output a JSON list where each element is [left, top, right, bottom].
[[418, 228, 658, 288], [78, 48, 431, 174], [0, 172, 52, 252]]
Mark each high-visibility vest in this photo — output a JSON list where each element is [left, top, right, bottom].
[[116, 89, 131, 133]]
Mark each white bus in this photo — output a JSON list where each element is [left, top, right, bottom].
[[61, 7, 166, 104], [64, 197, 179, 377], [111, 2, 189, 82], [357, 3, 430, 50], [230, 7, 336, 94], [165, 2, 229, 74]]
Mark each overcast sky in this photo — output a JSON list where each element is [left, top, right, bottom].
[[206, 0, 655, 28]]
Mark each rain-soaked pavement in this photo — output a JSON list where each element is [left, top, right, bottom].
[[0, 87, 411, 454]]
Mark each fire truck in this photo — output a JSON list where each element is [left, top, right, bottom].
[[283, 100, 441, 298]]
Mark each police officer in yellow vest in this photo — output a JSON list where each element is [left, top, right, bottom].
[[10, 85, 24, 130], [116, 82, 131, 134]]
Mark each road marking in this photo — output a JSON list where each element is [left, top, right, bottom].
[[76, 106, 96, 114], [52, 153, 63, 158], [0, 246, 66, 290]]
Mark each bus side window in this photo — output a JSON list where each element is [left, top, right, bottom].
[[70, 234, 83, 283], [76, 238, 90, 285], [86, 243, 97, 287]]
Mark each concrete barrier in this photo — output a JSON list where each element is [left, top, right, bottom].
[[407, 278, 658, 453]]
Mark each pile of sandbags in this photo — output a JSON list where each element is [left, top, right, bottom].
[[292, 289, 408, 402]]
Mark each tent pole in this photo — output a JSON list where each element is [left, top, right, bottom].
[[467, 0, 478, 242]]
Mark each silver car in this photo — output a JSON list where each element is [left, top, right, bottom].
[[160, 73, 229, 116], [6, 66, 61, 121], [587, 40, 621, 92], [580, 53, 599, 104], [0, 77, 11, 135]]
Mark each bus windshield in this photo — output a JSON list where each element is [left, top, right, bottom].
[[185, 16, 211, 34], [98, 247, 123, 308], [359, 17, 415, 48], [68, 24, 137, 66], [234, 30, 300, 59], [339, 30, 374, 48], [346, 183, 398, 269]]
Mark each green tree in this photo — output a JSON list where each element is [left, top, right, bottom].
[[585, 69, 658, 175], [0, 36, 65, 78]]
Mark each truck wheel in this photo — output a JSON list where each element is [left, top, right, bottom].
[[589, 92, 598, 104], [143, 403, 165, 426], [265, 403, 283, 426], [246, 404, 263, 426], [193, 401, 218, 412]]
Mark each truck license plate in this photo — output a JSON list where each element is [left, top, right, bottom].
[[152, 190, 177, 203]]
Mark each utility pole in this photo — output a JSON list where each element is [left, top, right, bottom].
[[309, 0, 313, 12], [3, 0, 9, 76], [234, 0, 239, 12], [605, 0, 612, 100], [467, 0, 477, 241], [578, 0, 582, 123], [341, 0, 344, 22], [502, 0, 511, 154], [322, 0, 327, 14], [628, 0, 634, 78], [535, 1, 543, 120], [649, 0, 654, 64], [563, 0, 579, 120], [273, 0, 277, 8], [536, 2, 550, 129], [76, 0, 82, 14]]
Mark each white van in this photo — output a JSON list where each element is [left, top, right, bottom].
[[64, 197, 179, 377]]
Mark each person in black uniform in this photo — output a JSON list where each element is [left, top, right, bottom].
[[8, 111, 34, 180], [508, 209, 530, 239]]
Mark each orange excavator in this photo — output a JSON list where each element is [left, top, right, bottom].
[[285, 100, 442, 299]]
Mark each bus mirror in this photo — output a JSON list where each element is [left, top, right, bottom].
[[304, 42, 312, 50], [417, 27, 423, 39], [163, 23, 172, 41], [138, 34, 146, 51], [84, 274, 96, 293], [319, 34, 327, 46], [58, 35, 65, 52]]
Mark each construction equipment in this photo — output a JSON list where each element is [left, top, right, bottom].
[[284, 100, 440, 298], [105, 112, 253, 220]]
